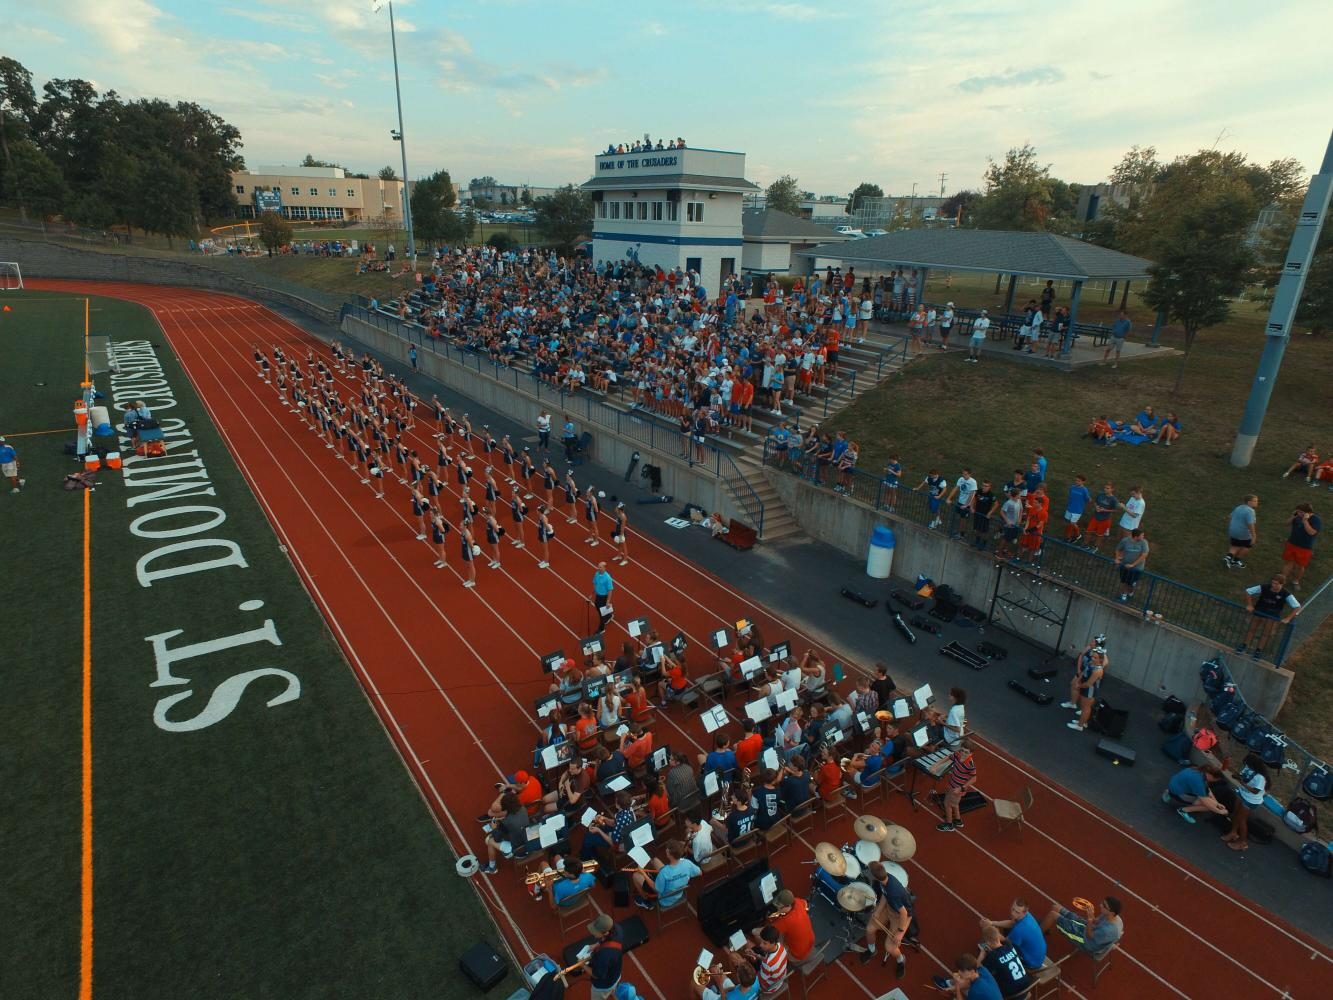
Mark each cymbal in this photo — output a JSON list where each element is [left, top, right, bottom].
[[882, 824, 918, 863], [854, 815, 890, 843], [837, 883, 876, 912], [874, 710, 894, 722], [814, 841, 847, 877]]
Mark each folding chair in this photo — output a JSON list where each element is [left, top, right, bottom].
[[1028, 957, 1062, 999], [792, 940, 830, 999], [694, 849, 730, 888], [554, 885, 593, 938], [994, 786, 1035, 838], [726, 829, 761, 867], [761, 815, 791, 854], [787, 795, 820, 841], [653, 886, 693, 932], [1057, 938, 1120, 990]]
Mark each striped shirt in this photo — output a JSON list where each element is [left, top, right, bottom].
[[758, 943, 788, 993], [948, 752, 977, 792]]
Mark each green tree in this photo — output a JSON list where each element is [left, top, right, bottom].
[[1133, 155, 1258, 392], [939, 189, 979, 225], [487, 231, 519, 252], [0, 57, 38, 218], [129, 151, 198, 248], [534, 185, 591, 254], [1, 139, 66, 227], [520, 188, 533, 207], [847, 181, 883, 214], [1259, 192, 1333, 337], [972, 144, 1055, 231], [410, 169, 458, 247], [68, 146, 138, 236], [765, 174, 802, 216], [301, 154, 340, 168], [469, 176, 497, 188], [444, 207, 476, 245], [257, 210, 293, 256], [378, 165, 398, 180]]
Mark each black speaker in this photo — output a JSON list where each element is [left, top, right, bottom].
[[1027, 665, 1058, 681], [459, 941, 508, 991], [1095, 739, 1137, 766]]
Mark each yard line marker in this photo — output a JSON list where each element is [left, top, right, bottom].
[[80, 293, 94, 1000]]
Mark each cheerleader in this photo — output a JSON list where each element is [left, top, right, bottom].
[[483, 512, 504, 570], [499, 434, 515, 467], [518, 447, 536, 485], [437, 439, 454, 471], [583, 486, 601, 546], [409, 453, 425, 485], [483, 468, 500, 517], [611, 501, 630, 566], [274, 344, 286, 365], [394, 438, 411, 482], [430, 512, 451, 569], [411, 487, 430, 540], [482, 427, 497, 456], [541, 459, 557, 509], [563, 470, 580, 525], [403, 393, 418, 430], [456, 461, 472, 489], [535, 505, 554, 569], [354, 434, 372, 484], [425, 469, 443, 502], [509, 484, 527, 549], [275, 370, 289, 404], [459, 488, 479, 526], [431, 395, 450, 438], [253, 345, 270, 382], [459, 524, 477, 588], [458, 412, 473, 448]]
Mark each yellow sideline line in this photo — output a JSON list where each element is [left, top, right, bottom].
[[4, 428, 69, 438], [80, 296, 94, 1000]]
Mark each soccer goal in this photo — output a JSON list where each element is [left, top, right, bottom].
[[0, 262, 24, 291]]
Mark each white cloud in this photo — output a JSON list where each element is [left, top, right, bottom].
[[66, 0, 165, 56]]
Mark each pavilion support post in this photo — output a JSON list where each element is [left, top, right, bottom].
[[1067, 280, 1084, 350], [1003, 274, 1017, 313], [1150, 308, 1166, 347], [1107, 280, 1118, 304], [994, 273, 1003, 293], [1120, 280, 1131, 309]]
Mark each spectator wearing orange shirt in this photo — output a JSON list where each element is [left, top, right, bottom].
[[480, 769, 555, 823], [1021, 483, 1050, 559], [658, 653, 690, 704], [735, 720, 764, 775], [621, 723, 654, 771], [814, 746, 844, 802], [624, 677, 653, 722], [766, 889, 816, 962], [574, 703, 600, 755]]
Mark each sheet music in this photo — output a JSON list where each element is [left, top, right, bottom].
[[774, 689, 798, 712], [536, 697, 558, 719], [913, 684, 933, 710], [712, 629, 729, 649], [739, 655, 763, 679], [762, 748, 780, 771], [912, 725, 929, 748], [892, 697, 911, 719], [702, 705, 729, 733], [728, 930, 747, 951], [540, 744, 563, 769], [606, 774, 631, 792], [759, 871, 778, 903], [628, 845, 651, 867], [649, 642, 665, 664], [703, 771, 720, 796], [697, 949, 714, 973], [857, 711, 871, 732], [744, 697, 771, 723], [538, 823, 559, 847], [628, 617, 648, 638], [630, 823, 654, 848], [581, 807, 599, 828]]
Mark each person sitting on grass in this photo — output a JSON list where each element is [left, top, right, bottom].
[[1282, 444, 1320, 482], [1086, 415, 1114, 445], [1128, 406, 1158, 437], [1151, 411, 1182, 446], [1040, 895, 1124, 958], [1162, 764, 1229, 823]]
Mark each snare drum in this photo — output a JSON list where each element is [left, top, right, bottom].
[[854, 840, 882, 866], [839, 881, 877, 912], [840, 847, 862, 880]]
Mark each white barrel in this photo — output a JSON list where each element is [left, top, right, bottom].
[[866, 525, 896, 579], [90, 405, 111, 428]]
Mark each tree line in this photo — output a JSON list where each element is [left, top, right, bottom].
[[0, 56, 244, 247]]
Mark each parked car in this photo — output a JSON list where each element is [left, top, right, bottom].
[[833, 225, 864, 237], [865, 228, 888, 237]]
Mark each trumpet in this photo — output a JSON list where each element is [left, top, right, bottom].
[[525, 859, 599, 887]]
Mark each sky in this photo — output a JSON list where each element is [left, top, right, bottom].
[[4, 0, 1331, 196]]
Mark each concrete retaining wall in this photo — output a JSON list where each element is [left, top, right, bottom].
[[5, 237, 340, 326], [765, 469, 1294, 717], [340, 314, 739, 522]]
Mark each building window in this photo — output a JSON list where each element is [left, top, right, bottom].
[[687, 202, 705, 222], [667, 201, 679, 222], [291, 186, 300, 196], [239, 205, 255, 219], [636, 201, 647, 221], [287, 206, 308, 220], [347, 188, 355, 198], [235, 184, 245, 194], [597, 201, 607, 219], [329, 188, 337, 197], [330, 207, 344, 220], [623, 202, 633, 220], [309, 187, 318, 196], [610, 202, 620, 220], [652, 202, 663, 221]]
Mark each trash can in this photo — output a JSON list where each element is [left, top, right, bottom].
[[866, 524, 895, 579]]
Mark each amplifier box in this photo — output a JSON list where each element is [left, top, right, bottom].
[[1095, 739, 1137, 767], [459, 941, 508, 992], [1028, 665, 1058, 681]]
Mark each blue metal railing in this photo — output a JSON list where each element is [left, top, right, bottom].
[[343, 302, 767, 531], [760, 439, 1298, 665]]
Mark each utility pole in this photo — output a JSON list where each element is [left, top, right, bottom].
[[377, 0, 416, 269], [1230, 130, 1333, 467], [938, 171, 948, 197]]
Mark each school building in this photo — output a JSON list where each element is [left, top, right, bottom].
[[580, 145, 758, 294], [229, 165, 407, 224]]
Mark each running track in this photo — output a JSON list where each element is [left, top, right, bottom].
[[52, 281, 1329, 999]]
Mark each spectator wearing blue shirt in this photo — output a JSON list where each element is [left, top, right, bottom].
[[935, 954, 1002, 1000], [1104, 309, 1132, 367], [1032, 448, 1047, 481], [549, 861, 596, 909], [700, 733, 737, 778], [1062, 474, 1092, 542], [1163, 764, 1228, 823], [1022, 463, 1044, 496], [920, 470, 947, 529], [0, 437, 23, 493], [630, 840, 701, 909], [593, 561, 614, 630], [981, 898, 1047, 971]]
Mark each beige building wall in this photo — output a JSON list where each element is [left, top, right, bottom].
[[230, 167, 406, 224]]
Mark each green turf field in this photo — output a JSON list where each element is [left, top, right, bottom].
[[0, 290, 516, 999]]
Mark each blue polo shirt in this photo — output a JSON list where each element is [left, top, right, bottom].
[[1168, 768, 1207, 799], [704, 749, 737, 775], [552, 871, 595, 906], [593, 571, 614, 597], [1006, 912, 1047, 969], [0, 444, 16, 465]]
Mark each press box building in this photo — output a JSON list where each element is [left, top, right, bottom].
[[581, 146, 758, 294]]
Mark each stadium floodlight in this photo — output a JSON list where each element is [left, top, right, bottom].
[[373, 0, 416, 267]]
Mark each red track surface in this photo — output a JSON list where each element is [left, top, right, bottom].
[[52, 281, 1329, 999]]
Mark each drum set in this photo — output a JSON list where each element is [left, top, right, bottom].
[[810, 815, 917, 923]]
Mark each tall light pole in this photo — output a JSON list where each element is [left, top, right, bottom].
[[376, 0, 415, 267], [1230, 130, 1333, 467]]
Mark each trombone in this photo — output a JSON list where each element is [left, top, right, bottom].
[[525, 859, 599, 887]]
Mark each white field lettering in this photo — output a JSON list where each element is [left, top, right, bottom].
[[111, 340, 301, 732]]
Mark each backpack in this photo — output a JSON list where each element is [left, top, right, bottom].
[[1192, 728, 1218, 752], [1245, 718, 1274, 750], [1158, 712, 1184, 735], [1299, 842, 1331, 878], [1303, 766, 1332, 801], [1230, 712, 1257, 743], [1258, 732, 1286, 769], [1215, 701, 1244, 731], [1161, 731, 1192, 764], [1284, 798, 1318, 834], [1161, 695, 1187, 716], [1199, 660, 1227, 695]]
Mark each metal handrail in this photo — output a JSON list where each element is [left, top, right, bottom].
[[759, 440, 1300, 665], [718, 449, 765, 538]]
